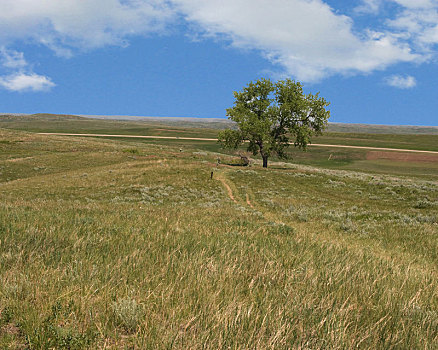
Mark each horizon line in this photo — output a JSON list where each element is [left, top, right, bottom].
[[1, 112, 437, 128]]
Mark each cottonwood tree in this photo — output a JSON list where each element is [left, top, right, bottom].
[[218, 78, 330, 168]]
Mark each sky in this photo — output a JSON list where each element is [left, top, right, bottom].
[[0, 0, 438, 126]]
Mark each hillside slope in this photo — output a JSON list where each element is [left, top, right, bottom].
[[0, 128, 437, 348]]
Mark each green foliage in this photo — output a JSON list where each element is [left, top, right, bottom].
[[414, 199, 435, 209], [218, 78, 330, 167], [1, 307, 13, 324], [267, 222, 295, 235], [26, 301, 97, 349], [217, 129, 242, 150], [122, 148, 140, 154]]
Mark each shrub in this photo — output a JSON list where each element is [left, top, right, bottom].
[[122, 148, 140, 155], [112, 297, 144, 333], [413, 200, 434, 209], [268, 222, 295, 235]]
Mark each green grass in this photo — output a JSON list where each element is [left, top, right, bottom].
[[0, 114, 221, 139], [2, 114, 438, 181], [0, 126, 437, 349], [1, 114, 438, 152], [112, 138, 437, 180]]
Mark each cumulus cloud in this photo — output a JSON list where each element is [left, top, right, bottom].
[[387, 4, 438, 50], [0, 0, 174, 51], [0, 0, 437, 86], [385, 74, 417, 88], [0, 0, 174, 92], [0, 73, 55, 92], [0, 47, 55, 92], [173, 0, 419, 81]]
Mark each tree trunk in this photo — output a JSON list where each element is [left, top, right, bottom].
[[259, 142, 268, 168]]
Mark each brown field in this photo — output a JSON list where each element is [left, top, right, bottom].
[[366, 151, 438, 163]]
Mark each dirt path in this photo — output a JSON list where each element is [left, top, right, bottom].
[[217, 174, 237, 204], [246, 193, 255, 209], [38, 133, 438, 155], [6, 156, 34, 162], [216, 171, 257, 210], [38, 133, 218, 142], [217, 171, 288, 227]]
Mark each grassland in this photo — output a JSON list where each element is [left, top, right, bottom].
[[0, 117, 437, 349], [1, 114, 438, 151], [1, 114, 438, 180]]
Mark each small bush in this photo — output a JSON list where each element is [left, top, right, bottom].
[[122, 148, 140, 155], [413, 200, 433, 209], [339, 219, 355, 232], [44, 324, 95, 350], [112, 297, 144, 332], [268, 222, 295, 235], [1, 307, 13, 324]]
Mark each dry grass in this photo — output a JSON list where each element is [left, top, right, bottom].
[[0, 128, 437, 349]]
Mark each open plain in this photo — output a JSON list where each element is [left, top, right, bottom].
[[0, 114, 437, 349]]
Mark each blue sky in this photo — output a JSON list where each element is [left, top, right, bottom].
[[0, 0, 438, 126]]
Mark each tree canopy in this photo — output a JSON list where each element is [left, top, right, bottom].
[[218, 78, 330, 168]]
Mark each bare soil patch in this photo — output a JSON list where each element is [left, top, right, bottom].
[[366, 151, 438, 162], [154, 128, 188, 133], [6, 157, 34, 162], [0, 324, 21, 336]]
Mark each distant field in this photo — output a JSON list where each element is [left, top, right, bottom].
[[0, 114, 226, 137], [2, 113, 438, 137], [1, 113, 437, 180], [326, 122, 438, 135], [0, 125, 437, 349]]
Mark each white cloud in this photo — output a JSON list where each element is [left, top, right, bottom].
[[385, 74, 417, 88], [0, 48, 55, 92], [355, 0, 382, 14], [0, 0, 436, 85], [0, 0, 174, 51], [0, 47, 27, 69], [391, 0, 436, 10], [172, 0, 419, 81], [0, 73, 55, 92], [389, 8, 438, 43], [0, 1, 173, 92]]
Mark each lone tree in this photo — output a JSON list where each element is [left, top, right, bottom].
[[218, 78, 330, 168]]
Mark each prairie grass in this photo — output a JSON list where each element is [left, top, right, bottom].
[[0, 128, 437, 349]]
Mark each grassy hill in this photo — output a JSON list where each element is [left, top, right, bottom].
[[0, 123, 437, 349]]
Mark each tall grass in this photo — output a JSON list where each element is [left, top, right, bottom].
[[0, 129, 437, 348]]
